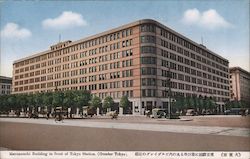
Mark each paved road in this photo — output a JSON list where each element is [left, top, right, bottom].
[[0, 118, 250, 151], [1, 118, 249, 137]]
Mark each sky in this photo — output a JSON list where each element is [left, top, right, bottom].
[[0, 0, 249, 77]]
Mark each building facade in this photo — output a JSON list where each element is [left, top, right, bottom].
[[229, 67, 250, 105], [0, 76, 12, 95], [12, 19, 230, 114]]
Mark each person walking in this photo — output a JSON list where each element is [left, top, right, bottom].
[[46, 111, 50, 120]]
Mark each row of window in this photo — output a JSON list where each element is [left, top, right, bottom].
[[14, 80, 134, 91], [160, 40, 228, 73], [15, 47, 134, 74], [161, 59, 228, 84], [14, 58, 134, 80], [14, 69, 134, 86], [139, 24, 228, 69], [97, 90, 134, 99], [142, 87, 229, 98], [15, 28, 134, 68], [160, 28, 228, 66], [1, 85, 11, 89]]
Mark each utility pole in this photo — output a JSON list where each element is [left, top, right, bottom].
[[167, 67, 172, 119]]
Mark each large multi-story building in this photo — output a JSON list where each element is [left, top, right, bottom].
[[229, 67, 250, 105], [0, 76, 12, 95], [12, 19, 230, 114]]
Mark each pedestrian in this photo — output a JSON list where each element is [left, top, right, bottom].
[[245, 109, 249, 116], [46, 111, 50, 120]]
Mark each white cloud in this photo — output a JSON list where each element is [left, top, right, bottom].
[[42, 11, 87, 29], [1, 23, 32, 39], [182, 8, 201, 25], [182, 8, 232, 29]]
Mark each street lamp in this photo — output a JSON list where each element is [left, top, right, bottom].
[[167, 67, 172, 119]]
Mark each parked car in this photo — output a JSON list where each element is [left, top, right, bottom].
[[150, 108, 167, 118], [224, 110, 231, 115], [224, 108, 247, 115], [82, 106, 96, 117], [186, 109, 195, 116]]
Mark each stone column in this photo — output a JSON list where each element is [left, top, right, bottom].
[[76, 107, 79, 117], [119, 107, 123, 115], [97, 107, 100, 116], [107, 108, 111, 112]]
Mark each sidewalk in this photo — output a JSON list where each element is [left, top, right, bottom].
[[1, 118, 249, 137]]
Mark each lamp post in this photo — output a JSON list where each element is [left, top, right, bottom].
[[167, 67, 172, 119]]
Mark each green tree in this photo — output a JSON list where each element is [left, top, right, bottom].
[[16, 94, 28, 112], [208, 97, 216, 111], [27, 94, 35, 109], [120, 96, 129, 108], [186, 96, 195, 109], [0, 95, 9, 113], [193, 96, 198, 110], [197, 95, 204, 113], [120, 96, 130, 114], [63, 90, 74, 109], [7, 94, 17, 111], [103, 96, 114, 111], [34, 93, 44, 111], [43, 92, 53, 111], [74, 90, 91, 108], [90, 95, 102, 109], [203, 96, 209, 110], [173, 95, 185, 112], [52, 91, 64, 108]]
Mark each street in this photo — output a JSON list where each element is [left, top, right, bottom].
[[0, 116, 250, 151]]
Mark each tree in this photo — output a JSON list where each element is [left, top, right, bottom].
[[103, 96, 114, 111], [34, 93, 44, 112], [197, 95, 204, 111], [52, 91, 64, 108], [27, 94, 35, 110], [203, 96, 209, 110], [16, 94, 28, 112], [186, 96, 195, 109], [74, 90, 91, 108], [90, 95, 102, 109], [63, 90, 74, 109], [43, 92, 53, 111], [120, 96, 129, 108], [173, 95, 185, 112], [7, 94, 17, 111], [120, 96, 130, 114], [193, 96, 198, 110], [0, 95, 9, 113], [208, 97, 216, 111]]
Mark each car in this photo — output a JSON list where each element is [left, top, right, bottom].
[[150, 108, 167, 118], [82, 106, 96, 117], [224, 110, 231, 115], [186, 109, 195, 116]]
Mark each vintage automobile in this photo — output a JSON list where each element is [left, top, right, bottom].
[[150, 108, 167, 118], [54, 107, 67, 121], [82, 106, 96, 117], [106, 110, 118, 119], [186, 109, 196, 116]]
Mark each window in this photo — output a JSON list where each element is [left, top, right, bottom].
[[141, 24, 155, 32], [142, 78, 156, 86], [140, 36, 156, 43], [141, 57, 156, 64], [141, 46, 156, 54], [141, 67, 156, 75]]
